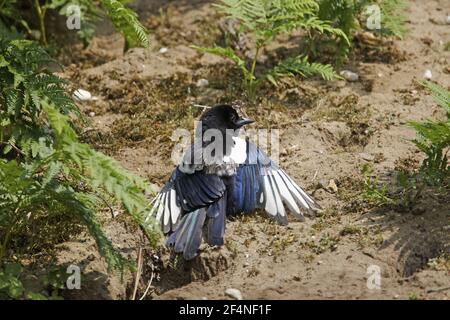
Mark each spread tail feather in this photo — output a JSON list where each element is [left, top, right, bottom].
[[166, 208, 207, 260], [206, 196, 227, 246]]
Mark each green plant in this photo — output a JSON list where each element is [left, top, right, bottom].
[[361, 164, 396, 206], [0, 0, 149, 49], [409, 81, 450, 185], [317, 0, 407, 64], [0, 263, 24, 299], [378, 0, 407, 38], [360, 82, 449, 210], [0, 38, 161, 276], [193, 0, 347, 99], [101, 0, 149, 50], [0, 1, 32, 37], [0, 262, 68, 300], [0, 39, 81, 159], [361, 163, 428, 209], [49, 0, 103, 46]]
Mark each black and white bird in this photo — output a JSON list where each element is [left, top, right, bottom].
[[146, 104, 320, 259]]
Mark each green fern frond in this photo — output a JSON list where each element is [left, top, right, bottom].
[[0, 37, 160, 275], [56, 189, 132, 273], [263, 55, 340, 86], [317, 0, 408, 64], [191, 45, 252, 81], [195, 0, 343, 98], [379, 0, 407, 38], [101, 0, 149, 49], [408, 82, 450, 184], [420, 81, 450, 115], [43, 102, 161, 244]]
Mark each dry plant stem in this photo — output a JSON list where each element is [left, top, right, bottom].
[[247, 45, 261, 100], [426, 286, 450, 294], [131, 246, 143, 300], [139, 271, 155, 300], [0, 206, 22, 262]]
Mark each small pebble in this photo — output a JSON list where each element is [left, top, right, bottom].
[[340, 70, 359, 82], [327, 179, 338, 193], [73, 89, 92, 101], [447, 15, 450, 24], [423, 69, 432, 80], [159, 47, 168, 54], [196, 78, 209, 87], [360, 153, 375, 162], [89, 112, 96, 117], [225, 288, 243, 300]]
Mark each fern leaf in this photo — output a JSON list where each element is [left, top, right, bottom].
[[264, 55, 340, 85], [192, 45, 252, 80], [100, 0, 149, 49]]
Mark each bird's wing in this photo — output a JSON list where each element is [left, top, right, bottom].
[[145, 167, 226, 233], [233, 140, 320, 225]]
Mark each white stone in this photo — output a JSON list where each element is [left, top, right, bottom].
[[340, 70, 359, 82], [89, 112, 96, 117], [159, 47, 168, 54], [225, 288, 243, 300], [196, 78, 209, 87], [73, 89, 92, 101], [423, 69, 432, 80]]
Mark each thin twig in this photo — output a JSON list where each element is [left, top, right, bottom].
[[0, 141, 25, 156], [131, 246, 143, 300], [87, 191, 115, 218], [312, 170, 318, 181], [192, 104, 211, 109], [139, 270, 155, 300], [426, 286, 450, 294]]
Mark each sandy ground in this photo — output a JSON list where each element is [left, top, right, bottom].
[[51, 0, 449, 299]]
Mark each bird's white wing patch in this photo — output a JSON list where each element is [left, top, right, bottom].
[[155, 193, 166, 222], [163, 193, 171, 232], [260, 168, 317, 223], [268, 174, 286, 217], [147, 187, 183, 233], [262, 175, 277, 217], [272, 171, 300, 215], [170, 189, 181, 225]]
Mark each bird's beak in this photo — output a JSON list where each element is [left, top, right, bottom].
[[235, 117, 254, 127]]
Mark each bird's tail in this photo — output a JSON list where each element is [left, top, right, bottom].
[[206, 195, 227, 246], [166, 208, 206, 260]]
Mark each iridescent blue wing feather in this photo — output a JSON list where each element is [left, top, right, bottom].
[[233, 140, 320, 225]]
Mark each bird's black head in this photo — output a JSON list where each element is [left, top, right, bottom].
[[199, 104, 254, 131]]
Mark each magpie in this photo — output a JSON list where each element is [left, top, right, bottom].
[[146, 104, 320, 260]]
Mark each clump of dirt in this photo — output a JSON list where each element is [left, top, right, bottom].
[[313, 93, 373, 147], [352, 32, 409, 64]]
